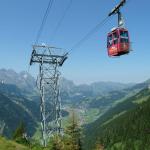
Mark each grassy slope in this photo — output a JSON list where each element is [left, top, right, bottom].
[[0, 137, 28, 150]]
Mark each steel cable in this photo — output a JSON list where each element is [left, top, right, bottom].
[[35, 0, 54, 45], [50, 0, 73, 42], [68, 16, 110, 53]]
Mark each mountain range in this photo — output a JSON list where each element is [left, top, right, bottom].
[[0, 68, 150, 148], [0, 69, 36, 95], [0, 69, 134, 102]]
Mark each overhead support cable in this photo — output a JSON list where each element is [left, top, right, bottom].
[[68, 16, 110, 53], [35, 0, 54, 45], [67, 0, 132, 54], [50, 0, 73, 42]]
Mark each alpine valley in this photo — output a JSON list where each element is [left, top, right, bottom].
[[0, 69, 150, 149]]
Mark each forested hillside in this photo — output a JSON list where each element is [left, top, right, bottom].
[[84, 88, 150, 150], [99, 97, 150, 149], [0, 93, 38, 138], [0, 82, 68, 138]]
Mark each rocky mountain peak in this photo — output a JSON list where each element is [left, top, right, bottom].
[[0, 69, 36, 93]]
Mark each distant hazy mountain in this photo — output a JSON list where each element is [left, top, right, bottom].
[[60, 77, 135, 104], [85, 79, 150, 109], [0, 69, 135, 102], [0, 69, 36, 95], [126, 78, 150, 92], [0, 83, 23, 97], [90, 81, 134, 95]]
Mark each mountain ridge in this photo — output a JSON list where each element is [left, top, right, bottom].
[[84, 88, 150, 150]]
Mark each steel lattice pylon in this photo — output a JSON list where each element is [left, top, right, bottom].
[[30, 45, 68, 147]]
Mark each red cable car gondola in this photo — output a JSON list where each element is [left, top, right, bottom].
[[107, 0, 130, 57], [107, 27, 130, 57]]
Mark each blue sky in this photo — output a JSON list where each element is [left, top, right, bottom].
[[0, 0, 150, 84]]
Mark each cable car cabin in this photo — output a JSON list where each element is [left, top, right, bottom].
[[107, 28, 130, 57]]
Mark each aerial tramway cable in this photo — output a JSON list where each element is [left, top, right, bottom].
[[28, 0, 54, 72], [50, 0, 73, 42], [30, 0, 132, 64], [67, 0, 132, 55], [35, 0, 54, 45], [68, 16, 110, 54]]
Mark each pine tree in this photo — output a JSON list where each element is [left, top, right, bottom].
[[13, 121, 29, 146], [65, 110, 82, 150], [50, 134, 64, 150], [13, 121, 25, 140]]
